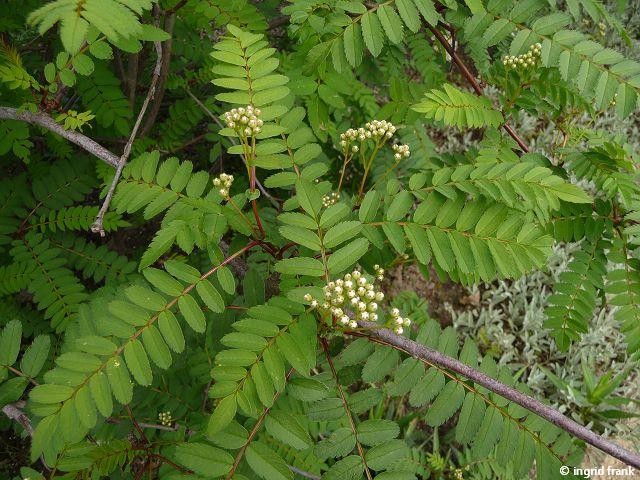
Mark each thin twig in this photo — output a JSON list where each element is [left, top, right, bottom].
[[4, 365, 39, 386], [321, 338, 373, 480], [357, 321, 640, 469], [164, 0, 188, 15], [427, 25, 530, 153], [105, 416, 196, 435], [0, 107, 119, 167], [288, 465, 321, 480], [91, 40, 163, 236], [125, 404, 150, 444]]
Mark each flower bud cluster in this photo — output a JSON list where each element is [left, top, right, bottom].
[[304, 269, 384, 329], [373, 264, 384, 281], [503, 43, 541, 69], [212, 173, 234, 198], [365, 120, 396, 140], [389, 307, 411, 335], [222, 105, 263, 137], [303, 267, 411, 335], [158, 411, 173, 426], [322, 192, 340, 207], [392, 143, 410, 160], [339, 120, 398, 151]]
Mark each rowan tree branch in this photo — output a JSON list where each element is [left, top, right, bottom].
[[91, 40, 163, 236], [427, 25, 530, 153], [357, 321, 640, 469], [2, 402, 33, 435], [0, 107, 119, 167], [139, 11, 175, 137]]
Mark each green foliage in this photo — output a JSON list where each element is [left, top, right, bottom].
[[0, 320, 50, 406], [1, 1, 639, 479], [413, 84, 504, 128]]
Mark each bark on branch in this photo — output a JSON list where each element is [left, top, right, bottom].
[[0, 107, 119, 167], [91, 40, 163, 236], [2, 401, 33, 435], [427, 25, 530, 152], [358, 321, 640, 469]]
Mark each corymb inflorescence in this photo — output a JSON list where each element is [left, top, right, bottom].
[[304, 266, 411, 334]]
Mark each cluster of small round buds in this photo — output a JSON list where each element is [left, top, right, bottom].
[[502, 43, 542, 69], [305, 269, 391, 330], [213, 173, 234, 198], [598, 21, 606, 37], [158, 411, 173, 426], [322, 192, 340, 207], [340, 129, 358, 143], [373, 264, 385, 281], [222, 105, 263, 136], [392, 144, 410, 161], [390, 307, 411, 334], [364, 120, 396, 140]]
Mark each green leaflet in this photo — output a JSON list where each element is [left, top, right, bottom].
[[425, 381, 465, 426], [123, 339, 152, 386], [173, 442, 233, 478], [0, 320, 22, 368], [365, 439, 410, 471], [413, 84, 504, 128], [208, 394, 237, 435], [245, 442, 293, 480], [196, 279, 225, 313], [327, 238, 369, 274], [178, 294, 206, 333], [357, 419, 400, 446], [323, 221, 362, 248], [264, 410, 313, 450], [275, 257, 325, 276], [362, 12, 385, 57]]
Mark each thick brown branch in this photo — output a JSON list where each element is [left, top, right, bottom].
[[358, 321, 640, 469], [427, 25, 530, 153], [0, 107, 119, 167]]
